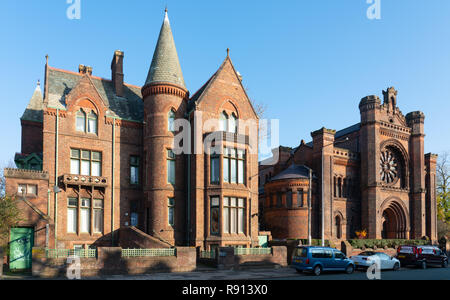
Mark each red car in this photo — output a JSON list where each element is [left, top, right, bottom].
[[395, 245, 448, 269]]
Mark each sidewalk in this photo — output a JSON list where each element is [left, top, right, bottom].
[[1, 266, 299, 280]]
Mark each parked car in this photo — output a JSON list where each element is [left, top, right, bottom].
[[350, 251, 400, 271], [395, 245, 448, 269], [292, 246, 355, 276]]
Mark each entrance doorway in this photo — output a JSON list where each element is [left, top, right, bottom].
[[9, 227, 34, 271]]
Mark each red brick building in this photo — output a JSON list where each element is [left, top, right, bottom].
[[5, 10, 260, 251], [260, 87, 438, 243]]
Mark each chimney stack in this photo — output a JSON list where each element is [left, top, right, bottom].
[[78, 65, 93, 76], [111, 50, 124, 97]]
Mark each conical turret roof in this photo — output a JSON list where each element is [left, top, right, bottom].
[[21, 81, 44, 122], [144, 10, 186, 89]]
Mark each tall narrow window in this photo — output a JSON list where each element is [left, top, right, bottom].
[[238, 198, 245, 234], [91, 151, 102, 176], [223, 148, 230, 183], [130, 156, 140, 185], [76, 110, 86, 132], [230, 113, 237, 134], [237, 149, 245, 184], [167, 149, 176, 185], [210, 197, 220, 235], [88, 112, 98, 134], [287, 190, 293, 208], [230, 198, 237, 233], [67, 198, 78, 233], [230, 149, 237, 184], [80, 198, 91, 233], [168, 198, 175, 227], [168, 110, 176, 132], [81, 150, 91, 176], [220, 112, 228, 132], [210, 154, 220, 184], [277, 192, 282, 208], [93, 199, 103, 233], [297, 189, 304, 207], [70, 149, 80, 175]]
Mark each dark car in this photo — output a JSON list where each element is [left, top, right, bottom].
[[292, 246, 355, 276], [395, 245, 448, 269]]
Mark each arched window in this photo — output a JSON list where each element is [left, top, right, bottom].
[[168, 110, 176, 132], [76, 110, 86, 132], [220, 112, 228, 132], [333, 177, 337, 198], [337, 178, 342, 198], [229, 113, 237, 134], [335, 216, 342, 239], [88, 111, 98, 134]]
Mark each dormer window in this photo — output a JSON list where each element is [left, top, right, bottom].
[[168, 109, 176, 132], [76, 110, 86, 132], [88, 112, 98, 134]]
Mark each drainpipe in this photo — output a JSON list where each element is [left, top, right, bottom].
[[54, 109, 59, 248], [47, 189, 51, 218], [186, 150, 191, 246], [111, 117, 116, 246]]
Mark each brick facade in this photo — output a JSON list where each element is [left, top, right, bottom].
[[4, 11, 260, 252], [260, 87, 438, 243]]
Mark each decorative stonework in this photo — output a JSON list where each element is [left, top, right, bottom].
[[4, 168, 49, 180], [380, 150, 399, 184], [142, 83, 188, 99]]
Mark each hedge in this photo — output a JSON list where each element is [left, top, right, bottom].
[[348, 239, 431, 249]]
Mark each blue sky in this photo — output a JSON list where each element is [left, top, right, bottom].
[[0, 0, 449, 165]]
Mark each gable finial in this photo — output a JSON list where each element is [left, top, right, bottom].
[[227, 48, 230, 57], [37, 79, 40, 86]]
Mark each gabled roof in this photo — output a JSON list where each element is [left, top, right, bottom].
[[21, 82, 44, 122], [187, 54, 259, 118], [45, 67, 143, 122], [144, 10, 185, 89]]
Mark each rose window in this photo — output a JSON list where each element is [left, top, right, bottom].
[[380, 150, 398, 184]]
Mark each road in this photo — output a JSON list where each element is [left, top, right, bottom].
[[275, 266, 450, 280]]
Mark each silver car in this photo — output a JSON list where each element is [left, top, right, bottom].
[[350, 251, 401, 271]]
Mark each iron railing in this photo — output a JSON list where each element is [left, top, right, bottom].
[[45, 248, 97, 258], [121, 248, 176, 258], [234, 248, 272, 256]]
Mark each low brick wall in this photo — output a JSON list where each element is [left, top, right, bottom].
[[216, 246, 287, 270], [32, 247, 196, 278]]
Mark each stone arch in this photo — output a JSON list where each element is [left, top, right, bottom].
[[380, 197, 409, 239], [219, 98, 240, 119], [333, 210, 346, 240]]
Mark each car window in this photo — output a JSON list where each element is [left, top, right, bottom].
[[334, 252, 345, 259], [375, 253, 389, 260], [324, 250, 333, 258], [311, 249, 324, 258], [359, 251, 376, 256], [399, 246, 414, 254], [295, 248, 308, 258]]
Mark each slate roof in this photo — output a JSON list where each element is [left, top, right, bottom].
[[269, 164, 312, 182], [144, 11, 185, 88], [21, 82, 44, 122], [335, 123, 361, 139], [46, 68, 143, 122]]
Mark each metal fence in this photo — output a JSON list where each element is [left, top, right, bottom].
[[121, 248, 176, 258], [234, 248, 272, 256], [199, 250, 216, 259], [45, 248, 97, 258]]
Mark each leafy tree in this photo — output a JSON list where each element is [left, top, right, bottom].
[[437, 152, 450, 223], [0, 195, 22, 248]]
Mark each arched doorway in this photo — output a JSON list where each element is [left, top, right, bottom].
[[380, 200, 408, 239]]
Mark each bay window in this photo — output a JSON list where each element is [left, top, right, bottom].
[[67, 197, 104, 234], [210, 197, 220, 235], [223, 197, 246, 234], [210, 154, 220, 184], [93, 199, 103, 233], [67, 198, 78, 233], [223, 148, 246, 184]]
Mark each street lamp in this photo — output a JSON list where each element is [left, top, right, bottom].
[[321, 137, 349, 246]]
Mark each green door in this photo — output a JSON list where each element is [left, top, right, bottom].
[[9, 227, 34, 270]]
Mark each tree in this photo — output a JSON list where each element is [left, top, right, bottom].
[[437, 152, 450, 223], [0, 195, 22, 248]]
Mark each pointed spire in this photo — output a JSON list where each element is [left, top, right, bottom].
[[21, 80, 44, 122], [144, 9, 186, 89]]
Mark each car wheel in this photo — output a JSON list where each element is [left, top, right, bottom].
[[443, 260, 448, 268], [420, 261, 427, 269], [345, 265, 355, 274], [313, 265, 322, 276], [393, 263, 400, 271]]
